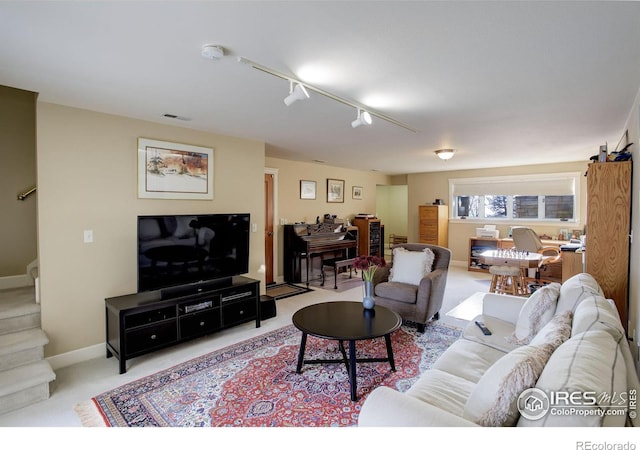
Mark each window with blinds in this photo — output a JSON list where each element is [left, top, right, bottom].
[[449, 172, 580, 222]]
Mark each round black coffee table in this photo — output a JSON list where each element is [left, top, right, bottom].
[[292, 301, 402, 401]]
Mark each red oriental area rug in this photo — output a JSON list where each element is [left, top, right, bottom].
[[75, 322, 461, 427]]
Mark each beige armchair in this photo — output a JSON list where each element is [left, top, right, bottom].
[[371, 243, 451, 332]]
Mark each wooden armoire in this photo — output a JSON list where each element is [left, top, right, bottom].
[[585, 161, 632, 331]]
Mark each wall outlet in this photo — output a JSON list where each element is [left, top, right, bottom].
[[83, 230, 93, 243]]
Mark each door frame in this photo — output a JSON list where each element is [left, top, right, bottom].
[[265, 167, 279, 284]]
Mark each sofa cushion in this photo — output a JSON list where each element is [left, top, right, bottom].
[[556, 273, 605, 314], [374, 281, 418, 304], [529, 310, 573, 349], [571, 295, 625, 339], [508, 283, 560, 345], [463, 344, 555, 426], [406, 368, 475, 417], [432, 338, 507, 383], [463, 316, 521, 354], [388, 247, 434, 286], [517, 330, 628, 427]]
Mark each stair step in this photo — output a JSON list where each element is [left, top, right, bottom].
[[0, 287, 37, 319], [0, 288, 40, 336], [0, 329, 49, 372], [0, 360, 56, 414]]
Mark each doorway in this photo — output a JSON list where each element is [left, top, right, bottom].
[[264, 168, 278, 285]]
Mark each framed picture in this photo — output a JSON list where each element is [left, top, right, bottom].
[[352, 186, 363, 199], [137, 138, 214, 200], [300, 180, 316, 199], [326, 178, 345, 203]]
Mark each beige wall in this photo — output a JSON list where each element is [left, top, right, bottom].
[[265, 157, 391, 278], [407, 161, 590, 265], [37, 103, 265, 357], [0, 85, 37, 276]]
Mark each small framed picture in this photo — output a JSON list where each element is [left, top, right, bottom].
[[300, 180, 316, 200], [326, 178, 345, 203], [352, 186, 363, 199]]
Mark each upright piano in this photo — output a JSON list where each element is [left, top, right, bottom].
[[284, 223, 358, 286]]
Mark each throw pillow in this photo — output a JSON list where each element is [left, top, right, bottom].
[[388, 247, 435, 286], [529, 310, 573, 350], [507, 283, 561, 345], [463, 344, 555, 426]]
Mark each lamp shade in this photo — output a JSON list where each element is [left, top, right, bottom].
[[435, 149, 455, 160]]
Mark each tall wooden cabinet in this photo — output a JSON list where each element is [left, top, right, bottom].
[[418, 205, 448, 246], [353, 217, 383, 256], [585, 161, 632, 331]]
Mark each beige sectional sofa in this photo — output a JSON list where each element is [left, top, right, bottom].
[[358, 273, 639, 427]]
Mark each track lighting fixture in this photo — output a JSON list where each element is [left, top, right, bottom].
[[435, 149, 456, 160], [284, 81, 310, 106], [351, 109, 372, 128], [236, 56, 417, 132]]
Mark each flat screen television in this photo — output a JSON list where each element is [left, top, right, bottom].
[[137, 213, 250, 293]]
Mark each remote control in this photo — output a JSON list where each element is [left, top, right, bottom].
[[475, 321, 492, 336]]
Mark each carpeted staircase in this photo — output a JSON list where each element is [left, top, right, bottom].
[[0, 286, 55, 415]]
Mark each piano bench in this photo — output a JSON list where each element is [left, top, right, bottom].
[[321, 258, 357, 289]]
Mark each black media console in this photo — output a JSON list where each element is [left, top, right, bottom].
[[105, 276, 260, 374]]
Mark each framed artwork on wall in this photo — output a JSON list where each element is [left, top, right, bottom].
[[300, 180, 316, 199], [327, 178, 345, 203], [352, 186, 363, 199], [137, 138, 214, 200]]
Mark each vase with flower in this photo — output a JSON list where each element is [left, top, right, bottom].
[[353, 255, 386, 309]]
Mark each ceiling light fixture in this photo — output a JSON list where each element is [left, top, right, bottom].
[[284, 81, 310, 106], [236, 56, 417, 132], [201, 44, 225, 60], [351, 109, 372, 128], [435, 149, 456, 160]]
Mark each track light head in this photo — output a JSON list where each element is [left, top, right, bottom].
[[284, 82, 310, 106], [351, 109, 372, 128]]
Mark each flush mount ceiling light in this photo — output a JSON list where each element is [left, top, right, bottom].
[[435, 149, 456, 160], [201, 44, 225, 60], [236, 56, 417, 132], [351, 109, 372, 128], [284, 81, 310, 106]]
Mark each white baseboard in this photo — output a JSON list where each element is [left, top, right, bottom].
[[0, 274, 32, 290], [47, 342, 105, 371]]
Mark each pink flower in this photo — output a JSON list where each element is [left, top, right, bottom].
[[353, 255, 386, 281]]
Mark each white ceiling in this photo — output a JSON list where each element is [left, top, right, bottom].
[[2, 1, 640, 175]]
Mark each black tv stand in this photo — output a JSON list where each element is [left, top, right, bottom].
[[105, 275, 260, 374], [160, 276, 233, 300]]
